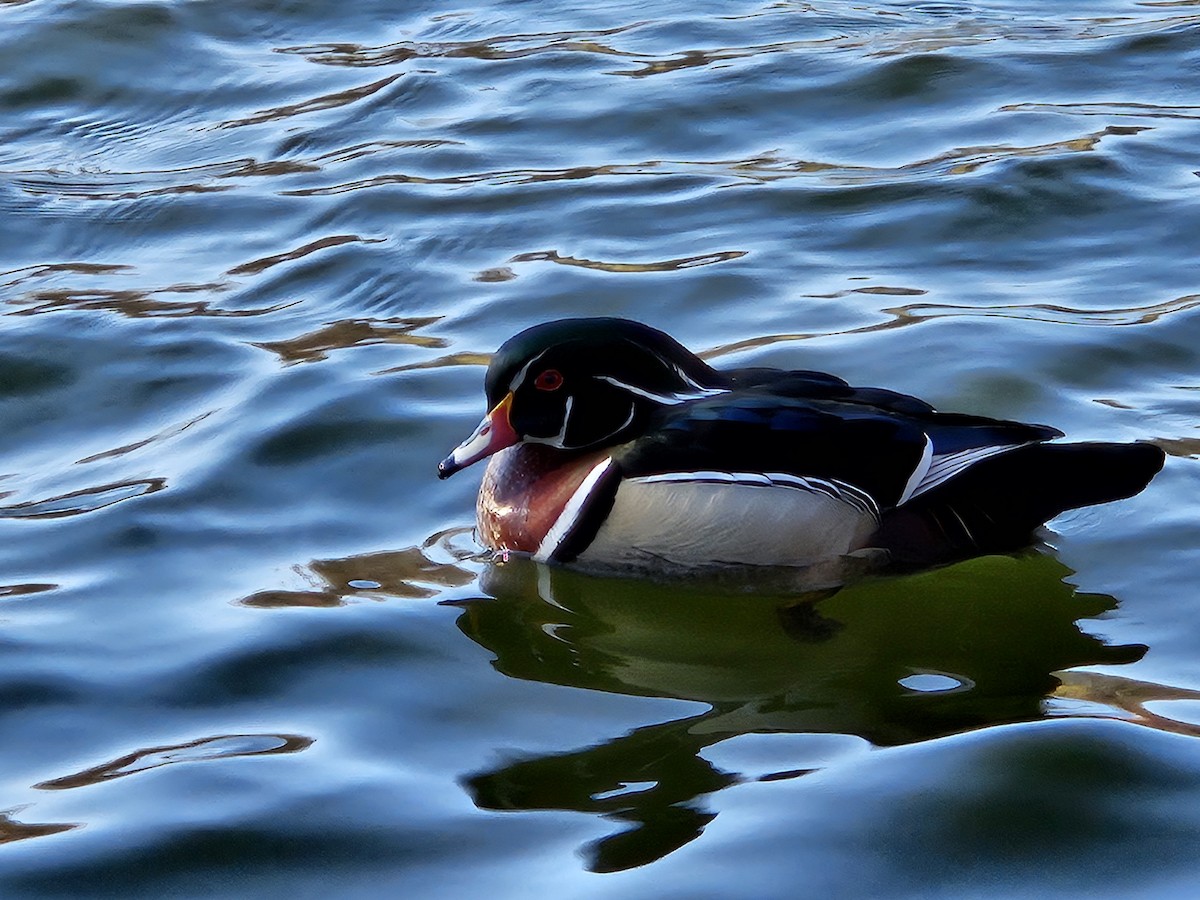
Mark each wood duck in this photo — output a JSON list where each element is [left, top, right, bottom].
[[438, 317, 1164, 573]]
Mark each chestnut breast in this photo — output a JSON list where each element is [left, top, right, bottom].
[[476, 444, 611, 553]]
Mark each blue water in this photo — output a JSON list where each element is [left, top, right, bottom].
[[3, 0, 1200, 895]]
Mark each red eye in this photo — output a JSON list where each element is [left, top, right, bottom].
[[534, 369, 564, 391]]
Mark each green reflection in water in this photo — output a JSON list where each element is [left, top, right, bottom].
[[453, 552, 1145, 872]]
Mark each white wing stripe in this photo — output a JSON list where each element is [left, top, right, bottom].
[[909, 443, 1028, 499], [898, 434, 934, 505], [629, 471, 879, 519]]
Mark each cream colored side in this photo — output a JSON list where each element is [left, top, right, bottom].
[[578, 479, 878, 570]]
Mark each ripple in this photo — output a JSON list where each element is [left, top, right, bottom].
[[277, 24, 642, 68], [0, 478, 165, 520], [75, 412, 213, 465], [508, 249, 747, 274], [251, 316, 447, 365], [227, 235, 386, 277], [34, 734, 313, 791], [893, 294, 1200, 327], [1004, 101, 1200, 120], [6, 155, 318, 204], [306, 138, 464, 164], [702, 292, 1200, 359], [7, 283, 293, 319], [268, 6, 1200, 84], [280, 125, 1146, 197], [12, 174, 232, 203], [216, 74, 402, 129], [375, 351, 491, 376], [0, 262, 131, 288]]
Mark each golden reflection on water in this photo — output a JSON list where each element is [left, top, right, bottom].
[[273, 10, 1200, 83], [1004, 101, 1200, 120], [375, 350, 491, 376], [311, 139, 464, 165], [74, 412, 214, 466], [34, 734, 314, 791], [700, 292, 1200, 360], [5, 118, 1145, 206], [7, 283, 293, 319], [253, 316, 447, 366], [2, 734, 313, 847], [0, 263, 131, 288], [369, 290, 1200, 376], [0, 478, 166, 520], [9, 154, 318, 204], [227, 235, 386, 277], [1052, 672, 1200, 737], [238, 531, 478, 608], [218, 75, 401, 129], [1153, 436, 1200, 459], [0, 583, 57, 598], [279, 124, 1145, 197], [0, 810, 76, 845], [277, 24, 640, 68], [508, 249, 747, 274]]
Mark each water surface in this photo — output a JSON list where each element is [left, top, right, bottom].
[[2, 0, 1200, 896]]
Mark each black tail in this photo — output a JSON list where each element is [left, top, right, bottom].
[[873, 441, 1165, 567]]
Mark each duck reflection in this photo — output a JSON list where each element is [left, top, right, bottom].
[[453, 553, 1150, 872]]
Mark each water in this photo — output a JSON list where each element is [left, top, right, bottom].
[[2, 0, 1199, 895]]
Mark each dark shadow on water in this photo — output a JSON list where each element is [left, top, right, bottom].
[[232, 538, 1200, 874], [450, 552, 1159, 873]]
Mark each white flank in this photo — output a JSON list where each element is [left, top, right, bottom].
[[507, 349, 549, 392], [534, 456, 615, 562]]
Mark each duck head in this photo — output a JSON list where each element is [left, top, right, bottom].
[[438, 317, 727, 478]]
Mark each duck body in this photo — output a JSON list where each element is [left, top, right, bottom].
[[440, 318, 1164, 574]]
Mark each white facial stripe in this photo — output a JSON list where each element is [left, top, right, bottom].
[[524, 394, 573, 449], [612, 402, 636, 438], [594, 374, 728, 406], [508, 348, 550, 392], [526, 397, 635, 450], [534, 456, 615, 562], [540, 394, 574, 448]]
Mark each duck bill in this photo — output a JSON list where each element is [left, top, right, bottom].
[[438, 393, 519, 479]]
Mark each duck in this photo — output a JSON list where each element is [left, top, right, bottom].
[[437, 317, 1164, 574]]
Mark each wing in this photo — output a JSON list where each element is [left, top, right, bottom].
[[618, 394, 1062, 511], [618, 395, 929, 510], [725, 367, 937, 417], [904, 412, 1062, 501]]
